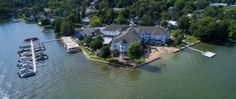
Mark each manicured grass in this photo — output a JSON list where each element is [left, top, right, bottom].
[[90, 56, 113, 62], [80, 45, 91, 54], [135, 57, 145, 64], [185, 35, 198, 44], [79, 44, 113, 63]]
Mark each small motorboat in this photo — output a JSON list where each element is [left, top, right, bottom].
[[24, 37, 39, 42], [18, 68, 35, 78]]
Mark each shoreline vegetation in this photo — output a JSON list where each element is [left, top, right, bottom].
[[1, 0, 236, 68]]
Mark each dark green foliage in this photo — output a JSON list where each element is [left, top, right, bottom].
[[174, 33, 184, 46], [84, 35, 93, 45], [178, 15, 190, 33], [115, 12, 127, 24], [90, 16, 102, 27], [1, 0, 235, 44], [61, 20, 75, 36], [139, 15, 155, 26], [128, 42, 142, 59], [54, 17, 62, 33], [192, 17, 229, 42], [229, 20, 236, 39], [0, 0, 15, 19], [160, 20, 168, 28], [40, 19, 50, 26], [89, 36, 104, 50], [100, 46, 111, 58], [112, 49, 120, 57]]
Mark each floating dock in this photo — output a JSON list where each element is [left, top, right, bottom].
[[202, 51, 216, 58], [30, 40, 37, 73], [187, 46, 216, 58]]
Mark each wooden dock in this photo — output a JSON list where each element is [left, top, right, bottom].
[[187, 46, 216, 58], [41, 39, 60, 43], [30, 40, 37, 73]]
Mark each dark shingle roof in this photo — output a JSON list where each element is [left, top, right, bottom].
[[102, 24, 129, 32], [138, 26, 168, 36], [113, 27, 141, 44], [81, 28, 100, 35]]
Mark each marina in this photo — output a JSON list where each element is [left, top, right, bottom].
[[17, 37, 48, 78]]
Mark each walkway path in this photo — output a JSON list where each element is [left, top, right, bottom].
[[30, 40, 37, 73]]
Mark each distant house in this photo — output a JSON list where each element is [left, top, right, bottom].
[[210, 3, 228, 6], [86, 6, 96, 15], [113, 8, 124, 12], [110, 25, 170, 56], [167, 20, 178, 28], [101, 24, 129, 37], [82, 17, 90, 25]]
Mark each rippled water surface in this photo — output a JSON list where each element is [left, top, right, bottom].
[[0, 21, 236, 99]]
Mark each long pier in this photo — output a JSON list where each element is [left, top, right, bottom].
[[41, 39, 60, 43], [187, 46, 204, 53], [186, 46, 215, 58], [30, 40, 37, 73]]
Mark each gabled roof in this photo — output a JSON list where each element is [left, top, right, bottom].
[[138, 26, 169, 36], [102, 24, 129, 32], [81, 28, 100, 35], [113, 27, 141, 44]]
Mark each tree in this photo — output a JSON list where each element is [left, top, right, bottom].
[[196, 0, 209, 10], [115, 12, 127, 24], [40, 18, 51, 26], [61, 20, 75, 36], [139, 15, 154, 26], [90, 16, 102, 27], [128, 42, 142, 59], [174, 0, 185, 11], [160, 12, 171, 20], [192, 17, 228, 42], [178, 15, 190, 33], [0, 0, 14, 19], [89, 36, 104, 50], [171, 29, 182, 38], [100, 46, 111, 58], [54, 17, 62, 33], [160, 20, 168, 28], [174, 33, 184, 46], [228, 20, 236, 39], [81, 5, 86, 18], [84, 35, 93, 45], [105, 8, 114, 24], [95, 35, 104, 43], [112, 49, 120, 57]]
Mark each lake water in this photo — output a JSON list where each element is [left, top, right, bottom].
[[0, 21, 236, 99]]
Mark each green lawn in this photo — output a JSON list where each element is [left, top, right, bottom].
[[135, 57, 145, 64], [80, 45, 93, 55], [185, 35, 198, 44], [79, 44, 113, 63]]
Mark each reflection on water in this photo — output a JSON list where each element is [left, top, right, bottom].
[[1, 21, 236, 99]]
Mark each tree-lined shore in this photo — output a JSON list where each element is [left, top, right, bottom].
[[1, 0, 236, 41]]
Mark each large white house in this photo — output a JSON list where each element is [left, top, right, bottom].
[[108, 25, 170, 56]]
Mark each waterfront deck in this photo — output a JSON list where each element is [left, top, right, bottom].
[[61, 37, 80, 53]]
